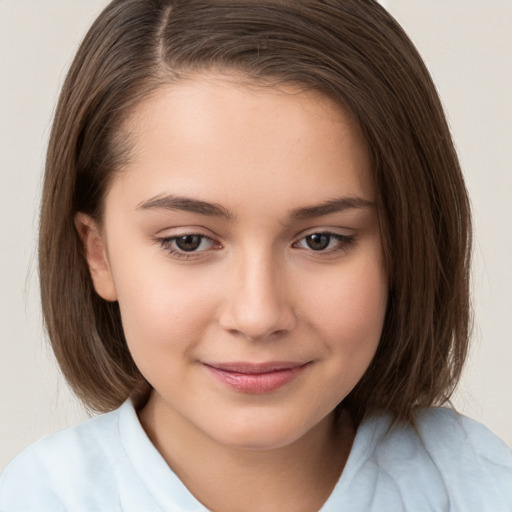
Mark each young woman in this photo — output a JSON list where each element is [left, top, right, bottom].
[[1, 1, 510, 510]]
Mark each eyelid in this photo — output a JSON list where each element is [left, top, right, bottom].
[[155, 230, 222, 260], [154, 224, 216, 237], [293, 226, 355, 242], [292, 229, 356, 254]]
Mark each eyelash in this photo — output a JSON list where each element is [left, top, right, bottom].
[[292, 232, 355, 254], [157, 234, 219, 260], [157, 231, 355, 260]]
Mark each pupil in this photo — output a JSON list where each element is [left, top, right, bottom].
[[306, 233, 330, 250], [176, 235, 202, 251]]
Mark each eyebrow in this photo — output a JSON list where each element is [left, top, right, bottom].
[[290, 196, 375, 219], [137, 194, 233, 219], [136, 194, 374, 220]]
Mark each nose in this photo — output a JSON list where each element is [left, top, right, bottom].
[[218, 251, 297, 341]]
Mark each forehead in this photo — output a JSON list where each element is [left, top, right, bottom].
[[110, 75, 374, 213]]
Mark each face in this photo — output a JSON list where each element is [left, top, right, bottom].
[[80, 75, 388, 451]]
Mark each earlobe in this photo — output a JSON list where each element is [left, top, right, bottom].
[[74, 213, 118, 302]]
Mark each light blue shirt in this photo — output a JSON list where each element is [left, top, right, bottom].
[[1, 400, 511, 511]]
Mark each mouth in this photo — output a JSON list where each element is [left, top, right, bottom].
[[203, 361, 311, 394]]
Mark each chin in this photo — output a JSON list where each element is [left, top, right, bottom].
[[206, 411, 320, 452], [218, 429, 301, 452]]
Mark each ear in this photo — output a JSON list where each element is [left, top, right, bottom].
[[74, 213, 118, 302]]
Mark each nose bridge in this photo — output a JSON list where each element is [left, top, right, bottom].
[[219, 244, 295, 340]]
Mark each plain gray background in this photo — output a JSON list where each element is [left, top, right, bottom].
[[1, 0, 511, 471]]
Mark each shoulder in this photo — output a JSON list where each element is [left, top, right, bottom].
[[413, 408, 512, 508], [326, 408, 512, 512], [0, 402, 156, 511], [0, 408, 120, 510], [414, 407, 512, 470], [385, 408, 512, 510]]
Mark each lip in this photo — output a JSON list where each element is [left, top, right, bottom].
[[203, 361, 310, 394]]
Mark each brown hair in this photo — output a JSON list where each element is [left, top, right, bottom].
[[39, 0, 471, 421]]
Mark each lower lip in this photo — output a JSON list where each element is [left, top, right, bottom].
[[205, 364, 308, 394]]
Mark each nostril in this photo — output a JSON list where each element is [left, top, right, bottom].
[[217, 263, 297, 340]]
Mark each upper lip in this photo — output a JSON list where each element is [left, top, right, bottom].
[[204, 361, 310, 374]]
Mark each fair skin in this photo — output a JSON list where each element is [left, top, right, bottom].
[[77, 75, 388, 512]]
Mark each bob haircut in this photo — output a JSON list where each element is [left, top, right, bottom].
[[39, 0, 471, 422]]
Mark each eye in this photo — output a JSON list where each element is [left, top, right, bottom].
[[158, 234, 219, 258], [294, 232, 354, 253], [174, 234, 208, 252]]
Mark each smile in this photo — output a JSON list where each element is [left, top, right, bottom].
[[203, 362, 311, 394]]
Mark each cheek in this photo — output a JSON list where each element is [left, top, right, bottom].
[[300, 251, 388, 360], [111, 256, 219, 361]]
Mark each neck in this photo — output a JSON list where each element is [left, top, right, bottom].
[[139, 394, 355, 512]]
